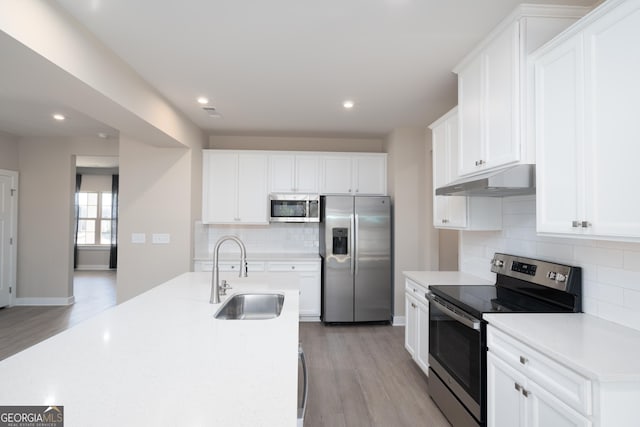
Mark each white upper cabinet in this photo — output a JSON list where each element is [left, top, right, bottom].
[[535, 0, 640, 240], [320, 154, 387, 195], [455, 5, 589, 178], [430, 107, 502, 230], [269, 154, 319, 193], [202, 150, 269, 224]]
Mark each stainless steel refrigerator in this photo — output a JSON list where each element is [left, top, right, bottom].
[[320, 196, 391, 323]]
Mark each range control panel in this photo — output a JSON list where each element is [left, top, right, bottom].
[[490, 253, 577, 292]]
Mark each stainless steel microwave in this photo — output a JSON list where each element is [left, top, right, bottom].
[[269, 194, 320, 223]]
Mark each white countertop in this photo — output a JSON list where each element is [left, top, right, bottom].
[[194, 252, 321, 262], [484, 313, 640, 383], [0, 272, 300, 426], [403, 271, 492, 288]]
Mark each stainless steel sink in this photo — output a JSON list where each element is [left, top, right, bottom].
[[214, 293, 285, 320]]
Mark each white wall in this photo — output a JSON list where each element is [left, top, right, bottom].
[[210, 135, 383, 152], [460, 195, 640, 331], [384, 127, 438, 319], [0, 131, 19, 170], [117, 135, 195, 303], [15, 136, 117, 302]]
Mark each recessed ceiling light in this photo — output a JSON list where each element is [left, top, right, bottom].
[[97, 132, 108, 139], [343, 100, 355, 109], [52, 113, 66, 121], [197, 96, 209, 105]]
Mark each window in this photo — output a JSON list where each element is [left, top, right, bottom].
[[77, 192, 113, 245]]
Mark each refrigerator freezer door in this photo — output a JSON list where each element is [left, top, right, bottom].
[[322, 196, 354, 322], [354, 196, 391, 322]]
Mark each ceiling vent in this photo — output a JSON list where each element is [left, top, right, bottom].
[[202, 106, 222, 118]]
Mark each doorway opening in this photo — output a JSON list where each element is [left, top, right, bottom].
[[73, 156, 118, 308]]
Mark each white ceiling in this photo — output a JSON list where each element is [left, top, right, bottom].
[[2, 0, 596, 139]]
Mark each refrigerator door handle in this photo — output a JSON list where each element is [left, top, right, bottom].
[[350, 213, 355, 275], [354, 214, 359, 276]]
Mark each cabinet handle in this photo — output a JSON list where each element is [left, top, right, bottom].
[[475, 159, 485, 166], [514, 383, 522, 392], [572, 220, 592, 228], [442, 219, 449, 224], [519, 356, 528, 365], [522, 389, 530, 398], [411, 303, 416, 308]]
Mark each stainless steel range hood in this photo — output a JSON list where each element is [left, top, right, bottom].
[[435, 164, 535, 197]]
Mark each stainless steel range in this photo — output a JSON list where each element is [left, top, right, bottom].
[[426, 253, 582, 427]]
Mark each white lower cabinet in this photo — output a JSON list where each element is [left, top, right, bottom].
[[487, 325, 592, 427], [267, 261, 320, 321], [193, 258, 321, 321], [404, 278, 429, 375]]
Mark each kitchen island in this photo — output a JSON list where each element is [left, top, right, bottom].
[[0, 272, 300, 426]]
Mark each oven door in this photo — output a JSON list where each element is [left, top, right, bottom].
[[427, 292, 484, 423]]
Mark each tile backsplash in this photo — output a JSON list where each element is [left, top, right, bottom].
[[460, 195, 640, 331], [194, 221, 319, 258]]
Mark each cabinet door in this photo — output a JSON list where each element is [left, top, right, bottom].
[[485, 21, 521, 170], [203, 151, 237, 223], [458, 54, 485, 176], [299, 272, 321, 318], [487, 352, 527, 427], [447, 196, 468, 228], [321, 156, 353, 194], [433, 196, 449, 228], [269, 154, 295, 193], [583, 2, 640, 238], [535, 35, 584, 235], [404, 293, 418, 357], [527, 381, 592, 427], [415, 299, 430, 374], [237, 154, 268, 224], [353, 155, 386, 195], [295, 155, 319, 193], [432, 123, 449, 188]]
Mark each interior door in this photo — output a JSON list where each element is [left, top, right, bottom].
[[0, 171, 17, 307], [354, 196, 391, 322], [322, 196, 354, 322]]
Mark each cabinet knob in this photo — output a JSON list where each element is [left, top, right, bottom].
[[355, 189, 359, 193], [514, 383, 522, 392], [291, 266, 295, 270], [581, 221, 592, 228], [519, 356, 528, 365], [348, 188, 352, 193], [522, 389, 530, 398]]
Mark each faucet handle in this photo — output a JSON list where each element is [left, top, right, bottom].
[[219, 279, 232, 296]]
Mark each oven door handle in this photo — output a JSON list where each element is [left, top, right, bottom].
[[426, 291, 481, 330]]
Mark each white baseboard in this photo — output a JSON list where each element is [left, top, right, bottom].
[[75, 265, 111, 271], [14, 296, 75, 306], [392, 315, 406, 326]]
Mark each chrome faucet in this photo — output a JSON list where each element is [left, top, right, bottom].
[[210, 235, 248, 304]]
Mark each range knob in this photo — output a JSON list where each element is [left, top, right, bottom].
[[547, 271, 567, 282], [491, 258, 505, 268]]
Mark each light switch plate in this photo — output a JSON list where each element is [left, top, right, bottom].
[[152, 233, 171, 244], [131, 233, 146, 244]]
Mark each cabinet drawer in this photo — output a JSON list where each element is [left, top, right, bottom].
[[487, 326, 592, 416], [405, 279, 429, 303], [196, 261, 266, 272], [267, 262, 319, 272]]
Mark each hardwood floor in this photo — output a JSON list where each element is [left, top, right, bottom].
[[1, 284, 450, 426], [0, 271, 116, 361], [300, 323, 451, 427]]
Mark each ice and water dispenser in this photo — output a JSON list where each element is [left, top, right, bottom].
[[332, 228, 348, 255]]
